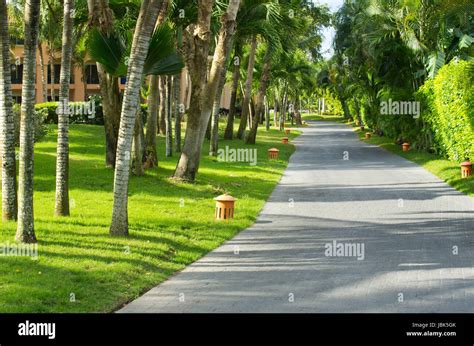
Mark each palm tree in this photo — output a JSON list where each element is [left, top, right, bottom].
[[54, 0, 75, 217], [0, 0, 17, 221], [144, 75, 160, 167], [109, 0, 167, 236], [87, 0, 122, 168], [16, 0, 41, 243], [223, 0, 279, 141], [88, 19, 183, 171], [173, 0, 241, 181], [41, 0, 62, 101], [168, 0, 198, 152]]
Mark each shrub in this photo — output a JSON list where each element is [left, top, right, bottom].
[[13, 103, 49, 146], [35, 97, 148, 126], [35, 97, 105, 125], [417, 60, 474, 161]]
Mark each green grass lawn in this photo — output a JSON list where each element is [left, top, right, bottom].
[[305, 112, 474, 198], [302, 113, 346, 123], [353, 127, 474, 197], [324, 117, 474, 197], [0, 122, 300, 312]]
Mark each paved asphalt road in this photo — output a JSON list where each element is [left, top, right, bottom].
[[119, 121, 474, 313]]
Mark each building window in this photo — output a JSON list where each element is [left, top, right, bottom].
[[11, 64, 23, 84], [47, 64, 74, 84], [85, 65, 100, 84], [12, 95, 22, 104]]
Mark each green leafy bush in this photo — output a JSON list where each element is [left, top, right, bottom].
[[35, 97, 148, 126], [35, 98, 104, 125], [417, 60, 474, 161], [13, 104, 49, 146]]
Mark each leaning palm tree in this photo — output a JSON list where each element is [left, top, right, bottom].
[[88, 20, 184, 171], [16, 0, 41, 243], [224, 0, 280, 141], [54, 0, 75, 217], [0, 0, 17, 221], [109, 0, 168, 236]]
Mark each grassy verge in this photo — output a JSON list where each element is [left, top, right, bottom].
[[302, 113, 347, 123], [351, 124, 474, 197], [0, 123, 300, 312]]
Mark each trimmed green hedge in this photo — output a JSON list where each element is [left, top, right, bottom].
[[35, 100, 104, 125], [418, 60, 474, 161], [35, 97, 148, 126]]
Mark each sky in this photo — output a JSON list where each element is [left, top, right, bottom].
[[313, 0, 345, 58]]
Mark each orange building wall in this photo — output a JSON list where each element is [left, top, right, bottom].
[[11, 44, 231, 109]]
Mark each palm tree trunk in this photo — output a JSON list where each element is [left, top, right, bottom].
[[0, 0, 17, 221], [87, 0, 121, 168], [173, 73, 181, 152], [245, 48, 271, 144], [165, 75, 172, 157], [209, 65, 227, 156], [16, 0, 41, 243], [100, 70, 121, 167], [49, 49, 55, 101], [54, 0, 74, 216], [110, 0, 164, 236], [173, 0, 240, 181], [265, 96, 270, 131], [279, 85, 288, 131], [223, 46, 240, 140], [273, 96, 278, 128], [132, 109, 144, 176], [158, 75, 166, 135], [144, 75, 159, 168], [236, 34, 257, 140], [173, 25, 183, 153], [37, 43, 48, 101]]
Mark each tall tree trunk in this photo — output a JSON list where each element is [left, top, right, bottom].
[[223, 46, 240, 140], [236, 35, 257, 140], [16, 0, 41, 243], [209, 65, 227, 156], [205, 115, 211, 140], [37, 43, 48, 101], [144, 75, 159, 168], [158, 75, 166, 135], [279, 86, 287, 131], [0, 0, 17, 221], [173, 0, 240, 181], [173, 73, 181, 152], [273, 96, 278, 128], [49, 49, 55, 101], [110, 0, 164, 236], [295, 94, 302, 125], [165, 75, 172, 157], [264, 96, 270, 131], [100, 71, 121, 167], [87, 0, 121, 168], [173, 25, 183, 153], [144, 0, 170, 156], [54, 0, 74, 216], [132, 109, 144, 176], [245, 48, 271, 144]]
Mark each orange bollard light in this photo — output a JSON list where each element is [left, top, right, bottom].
[[268, 148, 279, 159], [461, 161, 472, 179], [214, 194, 236, 221]]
